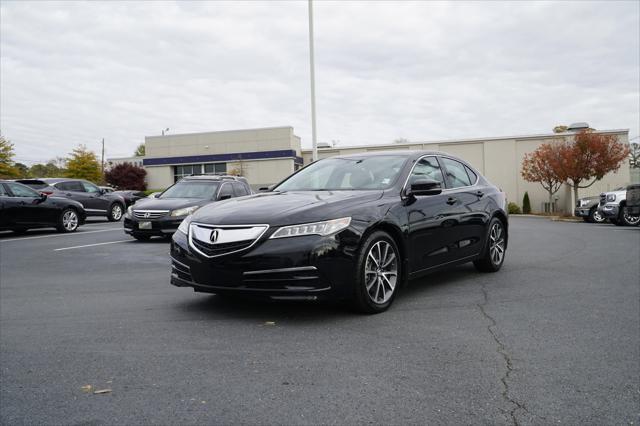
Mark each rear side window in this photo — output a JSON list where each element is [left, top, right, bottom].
[[0, 184, 7, 196], [55, 181, 84, 191], [232, 182, 249, 196], [440, 158, 472, 188]]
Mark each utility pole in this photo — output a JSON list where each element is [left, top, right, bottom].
[[308, 0, 318, 162], [101, 138, 105, 175]]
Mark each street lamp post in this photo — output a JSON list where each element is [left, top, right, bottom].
[[308, 0, 318, 162]]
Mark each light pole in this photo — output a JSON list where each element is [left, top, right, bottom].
[[308, 0, 318, 162], [162, 128, 169, 136]]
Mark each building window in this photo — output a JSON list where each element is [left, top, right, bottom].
[[174, 163, 227, 182]]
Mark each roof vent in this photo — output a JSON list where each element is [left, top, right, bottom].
[[567, 122, 590, 131]]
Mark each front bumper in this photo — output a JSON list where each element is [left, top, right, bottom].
[[598, 203, 619, 219], [124, 215, 184, 236], [169, 228, 359, 299]]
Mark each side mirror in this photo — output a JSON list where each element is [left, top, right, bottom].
[[258, 187, 269, 192], [38, 193, 48, 202], [219, 194, 232, 201], [406, 179, 442, 197]]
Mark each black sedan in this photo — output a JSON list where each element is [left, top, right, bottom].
[[0, 181, 86, 234], [170, 151, 508, 313]]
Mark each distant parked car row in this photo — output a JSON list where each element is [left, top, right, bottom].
[[575, 184, 640, 226]]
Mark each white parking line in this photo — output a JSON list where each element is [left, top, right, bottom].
[[0, 228, 122, 243], [54, 239, 132, 251]]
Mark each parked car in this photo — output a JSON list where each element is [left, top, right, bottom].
[[16, 178, 126, 221], [124, 175, 252, 241], [104, 188, 146, 207], [574, 195, 606, 223], [0, 180, 86, 234], [598, 186, 640, 226], [170, 151, 508, 314], [624, 184, 640, 224]]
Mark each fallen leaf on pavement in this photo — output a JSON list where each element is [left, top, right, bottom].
[[81, 385, 93, 393], [93, 389, 112, 394]]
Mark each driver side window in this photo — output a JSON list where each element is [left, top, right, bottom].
[[410, 157, 445, 185], [82, 182, 100, 193]]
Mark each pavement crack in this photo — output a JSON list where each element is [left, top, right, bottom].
[[476, 282, 530, 426]]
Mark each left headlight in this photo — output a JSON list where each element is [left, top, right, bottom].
[[270, 217, 351, 239], [171, 206, 200, 217], [177, 215, 193, 235]]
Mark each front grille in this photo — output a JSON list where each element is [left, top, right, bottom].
[[133, 210, 169, 219], [191, 238, 254, 257]]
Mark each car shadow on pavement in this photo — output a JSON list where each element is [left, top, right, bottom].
[[174, 263, 482, 320]]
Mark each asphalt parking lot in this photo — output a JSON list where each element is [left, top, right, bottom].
[[0, 217, 638, 425]]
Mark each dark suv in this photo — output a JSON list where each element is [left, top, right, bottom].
[[124, 175, 251, 241], [16, 178, 126, 221]]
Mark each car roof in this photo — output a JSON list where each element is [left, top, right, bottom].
[[333, 150, 448, 160], [180, 175, 247, 183]]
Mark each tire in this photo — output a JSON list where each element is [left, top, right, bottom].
[[474, 217, 507, 273], [588, 207, 606, 224], [352, 231, 401, 314], [108, 203, 124, 222], [620, 208, 640, 227], [57, 208, 79, 233], [132, 233, 151, 241]]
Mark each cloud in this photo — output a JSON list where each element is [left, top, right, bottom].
[[1, 0, 638, 164]]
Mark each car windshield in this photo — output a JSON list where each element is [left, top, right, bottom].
[[160, 181, 219, 199], [274, 155, 408, 191]]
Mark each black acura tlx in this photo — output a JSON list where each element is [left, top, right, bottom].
[[170, 150, 508, 313]]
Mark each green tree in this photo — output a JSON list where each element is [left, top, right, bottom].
[[14, 162, 29, 177], [29, 160, 66, 178], [134, 143, 145, 157], [0, 135, 20, 178], [522, 192, 531, 214], [65, 145, 102, 183]]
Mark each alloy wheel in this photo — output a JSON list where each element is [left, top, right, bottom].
[[623, 213, 640, 226], [489, 222, 505, 266], [63, 210, 78, 231], [112, 205, 123, 220], [592, 210, 605, 223], [364, 240, 398, 304]]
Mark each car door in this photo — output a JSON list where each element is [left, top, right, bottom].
[[438, 157, 487, 261], [81, 181, 109, 212], [404, 156, 453, 272], [0, 183, 17, 228], [4, 182, 51, 225], [55, 181, 91, 208]]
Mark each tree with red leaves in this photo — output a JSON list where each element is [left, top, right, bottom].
[[105, 162, 147, 190], [521, 142, 564, 207], [556, 130, 630, 203]]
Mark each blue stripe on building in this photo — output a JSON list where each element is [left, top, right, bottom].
[[143, 149, 300, 166]]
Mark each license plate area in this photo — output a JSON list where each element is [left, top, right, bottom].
[[139, 221, 152, 229]]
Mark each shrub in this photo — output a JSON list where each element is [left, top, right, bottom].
[[105, 163, 147, 190], [522, 192, 532, 214], [508, 202, 521, 215]]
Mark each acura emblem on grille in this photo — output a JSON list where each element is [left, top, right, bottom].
[[209, 229, 220, 243], [144, 212, 151, 219]]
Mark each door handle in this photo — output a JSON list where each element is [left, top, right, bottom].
[[475, 190, 485, 197], [446, 197, 458, 205]]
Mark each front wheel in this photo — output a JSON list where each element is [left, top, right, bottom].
[[353, 231, 401, 314], [57, 208, 79, 233], [474, 218, 506, 272], [588, 207, 606, 224], [108, 203, 124, 222], [620, 209, 640, 227]]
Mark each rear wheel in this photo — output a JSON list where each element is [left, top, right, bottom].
[[132, 233, 151, 241], [353, 231, 401, 314], [108, 203, 124, 222], [57, 208, 79, 233], [474, 218, 506, 272]]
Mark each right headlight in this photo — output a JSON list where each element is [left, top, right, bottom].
[[270, 217, 351, 239], [177, 215, 193, 235], [606, 194, 616, 202]]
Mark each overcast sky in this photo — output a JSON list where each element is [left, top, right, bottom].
[[1, 1, 638, 165]]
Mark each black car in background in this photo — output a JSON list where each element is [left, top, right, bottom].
[[124, 175, 251, 241], [16, 178, 126, 221], [170, 151, 508, 313], [0, 181, 86, 234]]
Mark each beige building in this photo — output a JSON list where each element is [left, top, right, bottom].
[[132, 126, 631, 214]]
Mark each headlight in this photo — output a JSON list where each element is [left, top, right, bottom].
[[177, 215, 193, 235], [606, 194, 616, 202], [270, 217, 351, 239], [126, 206, 133, 215], [579, 200, 589, 207], [171, 206, 200, 217]]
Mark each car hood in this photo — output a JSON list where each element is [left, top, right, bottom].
[[191, 190, 384, 226], [132, 198, 210, 211]]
